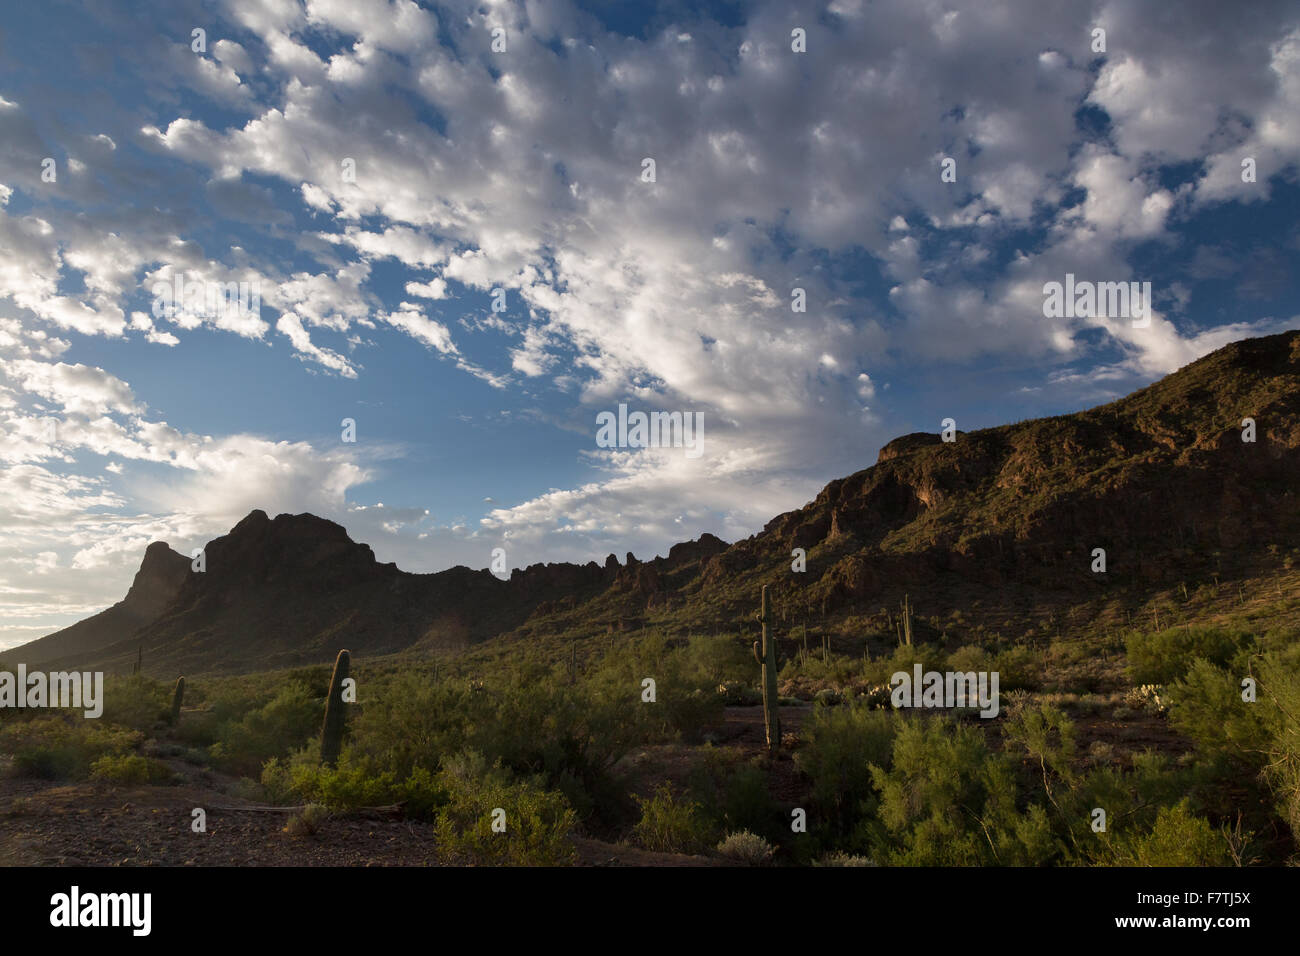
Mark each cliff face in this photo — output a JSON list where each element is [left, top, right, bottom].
[[10, 542, 190, 666], [736, 332, 1299, 599], [120, 542, 192, 620], [13, 330, 1300, 675]]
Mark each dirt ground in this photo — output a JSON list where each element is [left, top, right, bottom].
[[0, 700, 1191, 866], [0, 705, 813, 867]]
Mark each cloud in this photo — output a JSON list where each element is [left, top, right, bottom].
[[276, 311, 359, 377], [1, 0, 1297, 647]]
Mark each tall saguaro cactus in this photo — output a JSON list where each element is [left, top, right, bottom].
[[752, 585, 781, 752], [320, 649, 351, 767]]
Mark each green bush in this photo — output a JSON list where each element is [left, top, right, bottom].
[[681, 635, 754, 688], [100, 674, 171, 731], [1, 716, 143, 780], [990, 645, 1043, 691], [1164, 661, 1271, 763], [1125, 626, 1253, 685], [871, 717, 993, 865], [263, 745, 448, 819], [89, 753, 173, 785], [433, 750, 577, 866], [686, 752, 782, 844], [1113, 801, 1231, 866], [283, 803, 330, 837], [795, 701, 896, 845], [631, 783, 710, 854], [1256, 650, 1300, 844], [214, 680, 323, 775]]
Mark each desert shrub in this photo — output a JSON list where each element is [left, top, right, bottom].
[[946, 644, 991, 673], [433, 750, 577, 866], [715, 681, 763, 706], [1125, 626, 1253, 685], [1256, 651, 1300, 845], [213, 680, 323, 775], [261, 743, 448, 819], [782, 649, 862, 691], [857, 684, 893, 708], [465, 669, 640, 830], [991, 800, 1060, 866], [681, 634, 754, 687], [1112, 801, 1231, 866], [1164, 661, 1271, 764], [813, 852, 877, 866], [990, 645, 1043, 691], [631, 783, 710, 854], [1122, 684, 1167, 714], [862, 643, 941, 687], [686, 753, 782, 844], [716, 830, 773, 864], [717, 762, 782, 839], [283, 803, 329, 837], [100, 674, 171, 731], [1165, 647, 1300, 852], [1, 716, 143, 780], [1002, 701, 1079, 790], [871, 717, 995, 865], [346, 673, 482, 779], [267, 664, 636, 833], [795, 701, 895, 846], [89, 753, 173, 785], [586, 634, 726, 747]]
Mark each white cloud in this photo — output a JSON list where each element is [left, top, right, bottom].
[[277, 312, 359, 377]]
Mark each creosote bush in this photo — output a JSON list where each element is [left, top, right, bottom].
[[631, 783, 710, 855], [89, 753, 173, 785], [1, 716, 143, 781]]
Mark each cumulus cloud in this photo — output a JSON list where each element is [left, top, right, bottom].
[[0, 0, 1297, 645]]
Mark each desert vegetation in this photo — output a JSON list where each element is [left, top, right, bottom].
[[2, 602, 1297, 866]]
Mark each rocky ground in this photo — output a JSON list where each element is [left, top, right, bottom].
[[0, 705, 812, 867], [0, 700, 1190, 866]]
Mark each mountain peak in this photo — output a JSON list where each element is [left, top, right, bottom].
[[231, 509, 271, 532], [124, 542, 189, 618], [15, 330, 1300, 676]]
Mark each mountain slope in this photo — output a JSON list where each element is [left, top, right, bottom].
[[13, 542, 190, 665], [501, 329, 1300, 648], [13, 330, 1300, 675]]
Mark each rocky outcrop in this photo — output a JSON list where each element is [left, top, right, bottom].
[[15, 330, 1300, 674]]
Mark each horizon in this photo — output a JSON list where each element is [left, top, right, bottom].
[[2, 0, 1299, 650], [7, 322, 1294, 655]]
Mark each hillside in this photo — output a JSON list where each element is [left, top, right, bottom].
[[10, 330, 1300, 676]]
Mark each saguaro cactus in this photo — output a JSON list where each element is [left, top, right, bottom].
[[170, 676, 185, 724], [320, 649, 351, 767], [752, 585, 781, 752]]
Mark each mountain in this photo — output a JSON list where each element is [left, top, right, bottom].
[[11, 330, 1300, 676], [8, 508, 728, 675], [14, 542, 190, 666], [697, 329, 1300, 617]]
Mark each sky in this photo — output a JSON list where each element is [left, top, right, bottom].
[[0, 0, 1297, 650]]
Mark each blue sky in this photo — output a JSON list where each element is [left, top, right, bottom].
[[0, 0, 1297, 649]]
